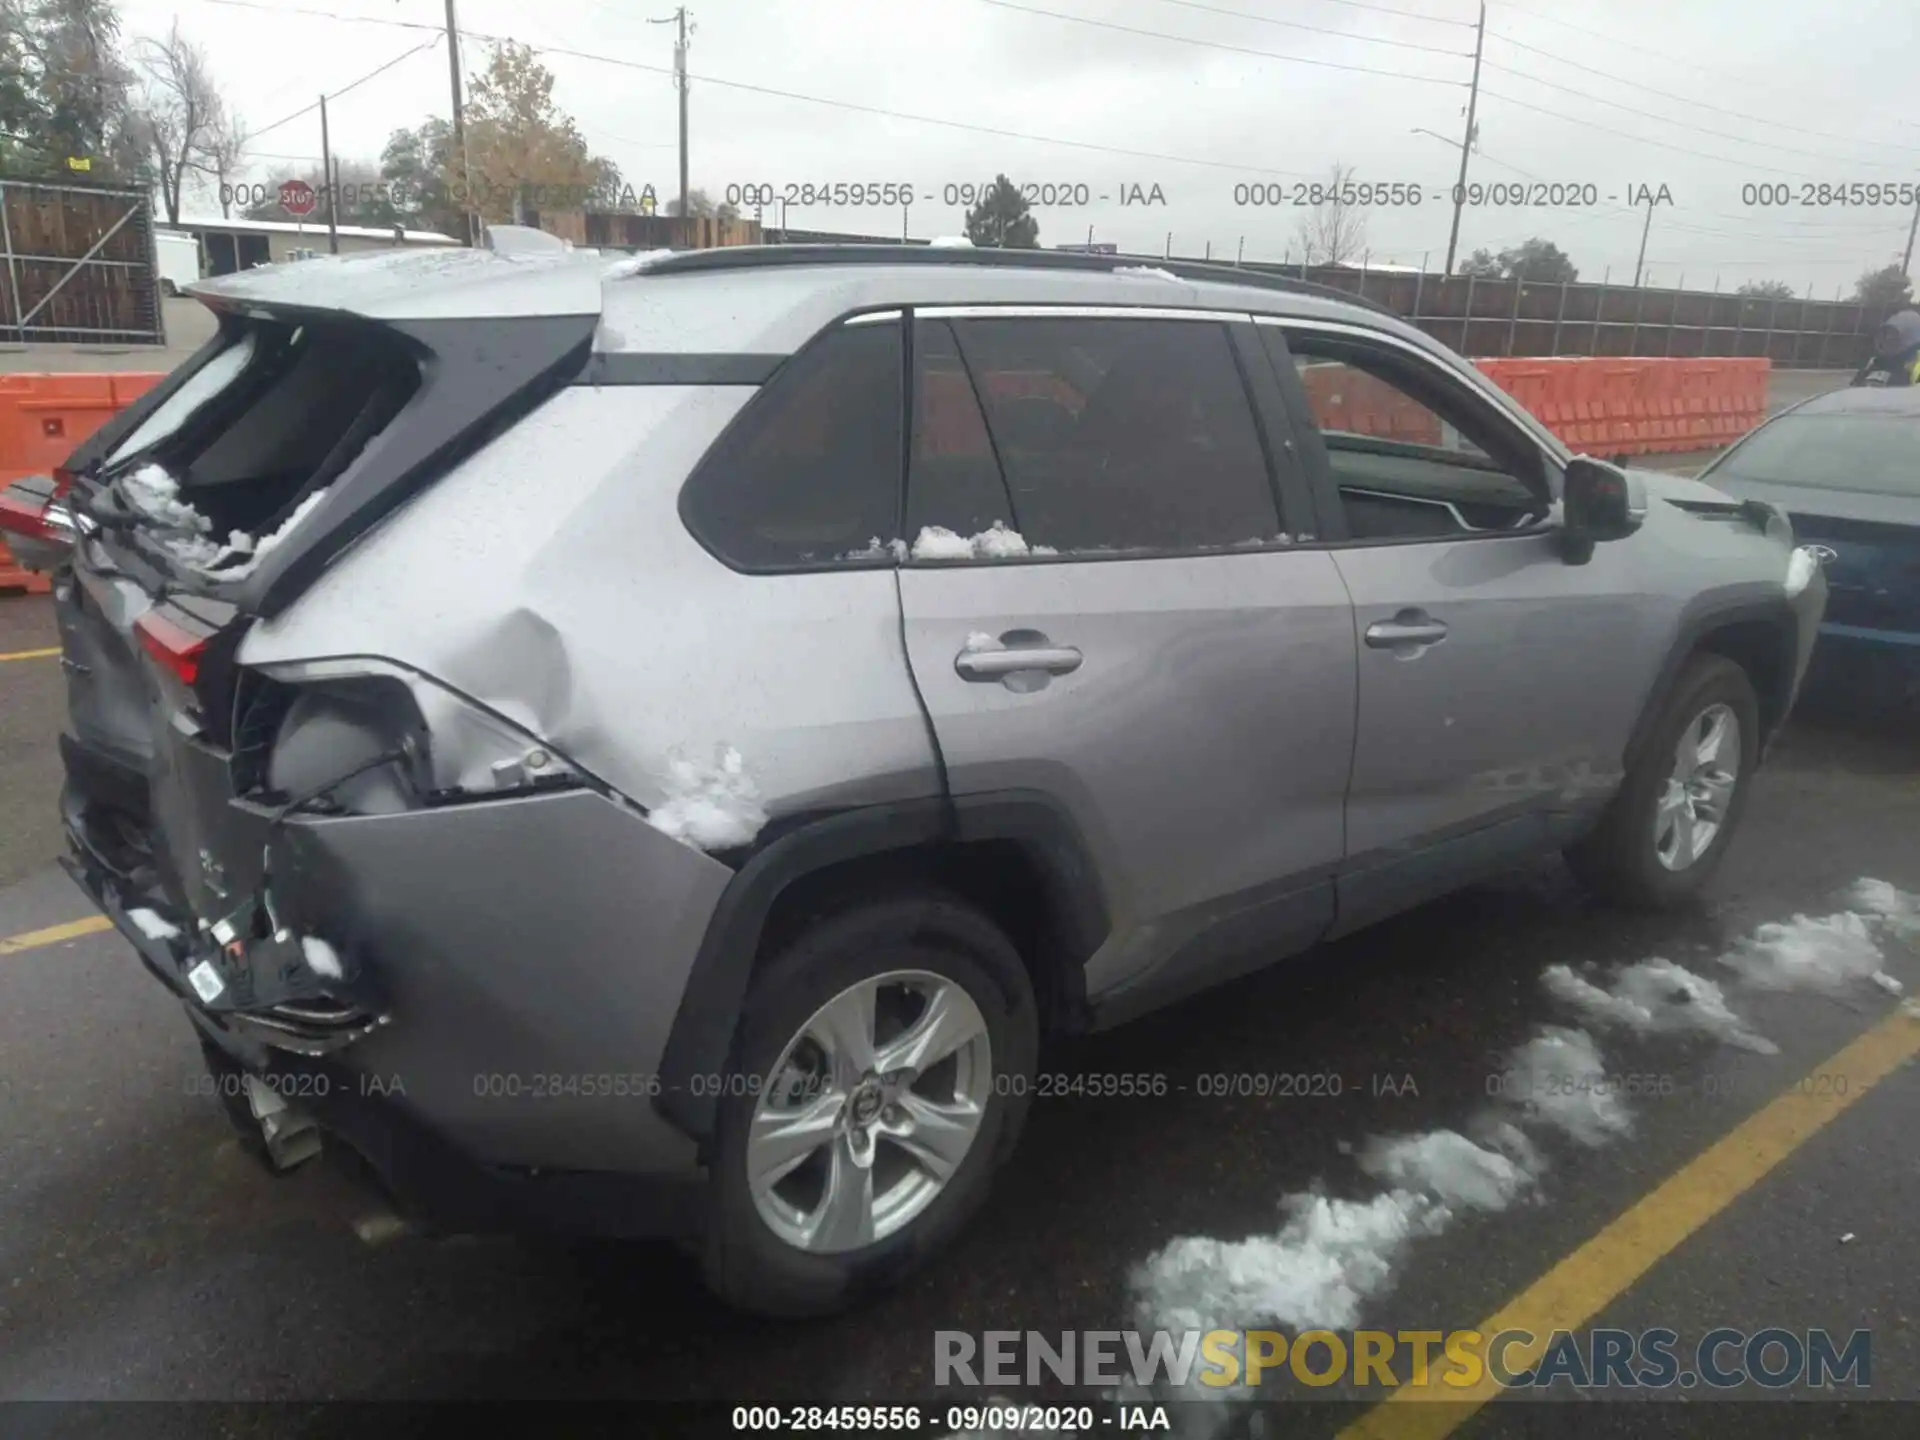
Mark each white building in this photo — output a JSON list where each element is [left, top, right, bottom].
[[169, 217, 460, 279]]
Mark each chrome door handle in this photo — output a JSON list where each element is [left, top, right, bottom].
[[954, 646, 1084, 680], [1365, 617, 1449, 649]]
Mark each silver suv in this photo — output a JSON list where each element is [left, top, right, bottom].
[[19, 243, 1827, 1316]]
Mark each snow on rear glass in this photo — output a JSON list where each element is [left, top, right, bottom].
[[106, 333, 258, 466]]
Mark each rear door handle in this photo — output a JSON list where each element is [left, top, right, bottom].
[[954, 646, 1084, 680], [1364, 613, 1449, 649]]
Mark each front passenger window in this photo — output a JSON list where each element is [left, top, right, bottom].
[[1273, 331, 1550, 541]]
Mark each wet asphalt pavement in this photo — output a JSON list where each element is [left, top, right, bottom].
[[0, 589, 1917, 1438]]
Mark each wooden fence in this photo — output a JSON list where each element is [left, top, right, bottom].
[[0, 178, 164, 345]]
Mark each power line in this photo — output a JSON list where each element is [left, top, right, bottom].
[[1131, 0, 1474, 53], [1496, 0, 1917, 142], [1479, 58, 1913, 172], [1485, 30, 1920, 157], [1476, 87, 1878, 179], [530, 42, 1330, 179], [1253, 0, 1476, 24], [249, 35, 442, 141], [186, 0, 1335, 181], [971, 0, 1470, 82], [199, 0, 442, 32]]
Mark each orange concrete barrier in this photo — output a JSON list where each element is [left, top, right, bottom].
[[1473, 356, 1770, 458], [0, 371, 165, 595], [1298, 360, 1443, 447]]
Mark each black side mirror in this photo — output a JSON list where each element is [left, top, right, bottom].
[[1559, 456, 1644, 563]]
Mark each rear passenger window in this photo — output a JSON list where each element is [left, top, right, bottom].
[[681, 321, 903, 570], [908, 317, 1283, 557]]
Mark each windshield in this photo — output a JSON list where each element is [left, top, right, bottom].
[[1707, 413, 1920, 497]]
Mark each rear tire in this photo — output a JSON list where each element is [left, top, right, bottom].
[[1567, 654, 1760, 909], [702, 890, 1039, 1317]]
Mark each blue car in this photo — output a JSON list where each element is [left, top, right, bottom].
[[1702, 385, 1920, 704]]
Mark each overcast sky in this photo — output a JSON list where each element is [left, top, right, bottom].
[[122, 0, 1920, 294]]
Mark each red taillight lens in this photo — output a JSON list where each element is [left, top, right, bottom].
[[135, 610, 209, 686], [0, 486, 53, 542]]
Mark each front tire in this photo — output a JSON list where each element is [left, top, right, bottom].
[[703, 891, 1039, 1317], [1568, 654, 1760, 909]]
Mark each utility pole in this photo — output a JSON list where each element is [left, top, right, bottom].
[[651, 9, 690, 221], [319, 93, 338, 255], [442, 0, 475, 245], [677, 8, 689, 221], [1633, 197, 1654, 287], [1443, 0, 1485, 275], [1904, 193, 1919, 278]]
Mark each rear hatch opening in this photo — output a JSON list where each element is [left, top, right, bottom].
[[73, 316, 422, 590]]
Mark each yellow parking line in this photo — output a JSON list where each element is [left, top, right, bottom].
[[0, 646, 60, 663], [1339, 1004, 1920, 1439], [0, 915, 113, 957]]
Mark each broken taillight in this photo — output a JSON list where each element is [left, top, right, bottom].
[[0, 485, 54, 542], [0, 469, 78, 543], [135, 608, 210, 686]]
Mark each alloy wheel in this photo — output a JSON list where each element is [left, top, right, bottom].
[[746, 970, 993, 1255], [1653, 702, 1741, 871]]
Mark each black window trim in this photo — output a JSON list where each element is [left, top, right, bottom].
[[1258, 317, 1565, 551], [900, 305, 1312, 567]]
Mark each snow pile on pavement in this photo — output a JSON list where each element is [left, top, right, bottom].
[[645, 745, 769, 852], [1112, 266, 1181, 282], [602, 248, 675, 278], [1852, 877, 1920, 938], [1132, 1189, 1450, 1337], [1356, 1129, 1534, 1212], [1498, 1024, 1635, 1146], [1720, 910, 1889, 995], [121, 463, 210, 533], [1543, 957, 1778, 1054], [911, 522, 1058, 560], [1130, 1021, 1615, 1342], [929, 235, 974, 248], [1127, 878, 1920, 1362]]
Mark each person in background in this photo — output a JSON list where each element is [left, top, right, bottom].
[[1853, 308, 1920, 385]]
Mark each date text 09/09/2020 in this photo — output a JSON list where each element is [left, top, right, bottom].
[[1231, 181, 1675, 208], [723, 181, 1167, 209], [452, 1071, 1420, 1101]]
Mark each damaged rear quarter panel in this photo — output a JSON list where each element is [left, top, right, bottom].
[[278, 789, 731, 1173], [237, 383, 943, 821]]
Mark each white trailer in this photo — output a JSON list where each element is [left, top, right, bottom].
[[153, 229, 201, 295]]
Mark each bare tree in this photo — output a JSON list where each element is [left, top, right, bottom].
[[128, 20, 225, 224], [1292, 162, 1368, 267], [196, 106, 248, 218]]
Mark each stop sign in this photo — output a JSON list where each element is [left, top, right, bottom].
[[279, 179, 316, 217]]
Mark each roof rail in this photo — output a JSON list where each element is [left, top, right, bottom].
[[630, 244, 1401, 319]]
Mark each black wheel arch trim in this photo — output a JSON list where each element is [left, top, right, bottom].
[[1624, 591, 1803, 773], [651, 790, 1109, 1144]]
